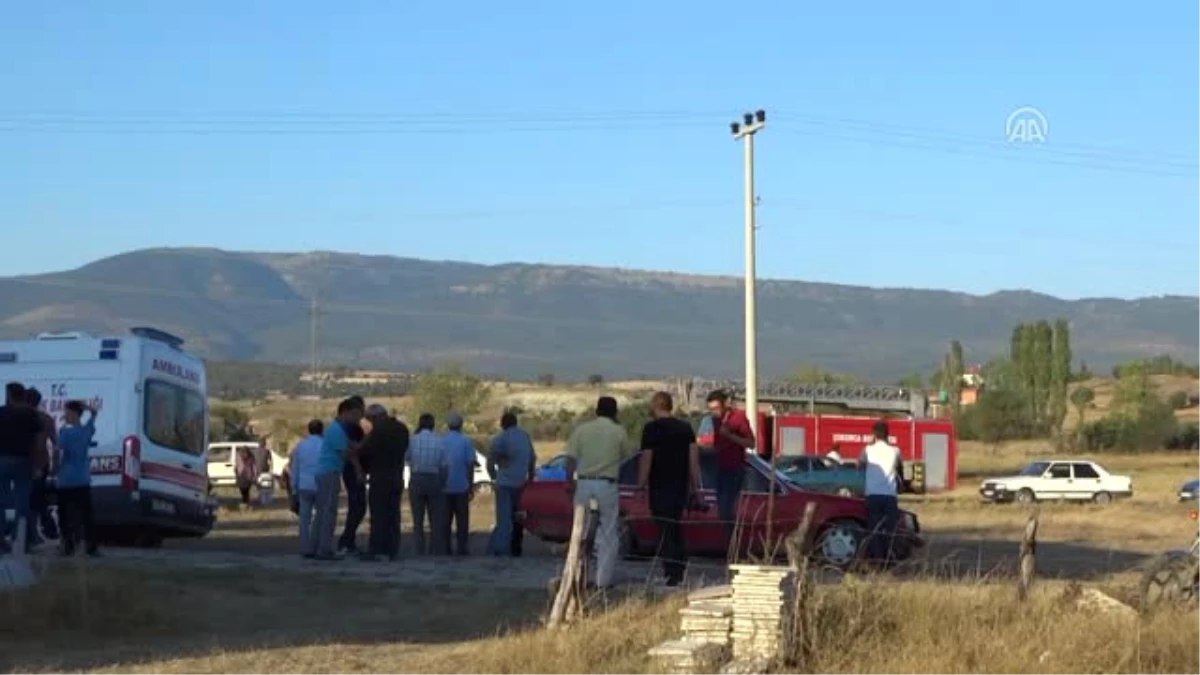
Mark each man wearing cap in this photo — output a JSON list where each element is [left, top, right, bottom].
[[441, 412, 476, 556], [564, 396, 636, 589], [360, 404, 409, 561]]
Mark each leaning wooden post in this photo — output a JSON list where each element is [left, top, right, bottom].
[[784, 502, 818, 667], [1017, 508, 1039, 602], [549, 502, 588, 628]]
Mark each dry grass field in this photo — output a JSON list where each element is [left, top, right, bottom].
[[2, 436, 1196, 673]]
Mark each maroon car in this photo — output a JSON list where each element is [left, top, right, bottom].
[[518, 450, 923, 569]]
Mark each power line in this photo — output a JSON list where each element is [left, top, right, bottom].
[[0, 108, 1191, 175]]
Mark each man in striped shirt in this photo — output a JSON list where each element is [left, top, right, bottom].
[[407, 413, 449, 555]]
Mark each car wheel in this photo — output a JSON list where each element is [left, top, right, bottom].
[[1016, 489, 1036, 504], [835, 486, 855, 498], [1093, 491, 1113, 505], [815, 519, 865, 569]]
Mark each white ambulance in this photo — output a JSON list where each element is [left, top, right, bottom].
[[0, 327, 216, 546]]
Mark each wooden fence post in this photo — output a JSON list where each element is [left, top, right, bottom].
[[784, 502, 818, 667], [1017, 509, 1039, 602], [548, 502, 589, 629]]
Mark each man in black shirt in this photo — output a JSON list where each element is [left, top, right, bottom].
[[360, 404, 409, 561], [0, 382, 44, 553], [637, 391, 701, 587]]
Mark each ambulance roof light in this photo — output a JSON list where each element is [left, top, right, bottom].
[[36, 331, 89, 341], [130, 326, 185, 350]]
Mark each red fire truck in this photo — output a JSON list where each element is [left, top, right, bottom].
[[687, 379, 958, 493]]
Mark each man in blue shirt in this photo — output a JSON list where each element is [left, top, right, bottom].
[[55, 400, 99, 557], [441, 412, 477, 556], [487, 411, 536, 557], [407, 413, 449, 556], [313, 399, 363, 560], [288, 419, 324, 558]]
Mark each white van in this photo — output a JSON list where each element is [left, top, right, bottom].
[[206, 441, 288, 488], [0, 327, 216, 546]]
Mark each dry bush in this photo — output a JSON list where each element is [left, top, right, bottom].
[[462, 596, 684, 674], [0, 564, 184, 639]]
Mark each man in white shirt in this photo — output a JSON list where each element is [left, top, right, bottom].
[[289, 420, 325, 559], [859, 420, 903, 564]]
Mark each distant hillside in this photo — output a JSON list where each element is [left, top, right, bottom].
[[1, 247, 1196, 381]]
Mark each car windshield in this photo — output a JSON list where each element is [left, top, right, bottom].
[[1018, 462, 1050, 477], [748, 454, 794, 487]]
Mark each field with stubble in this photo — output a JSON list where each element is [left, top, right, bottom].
[[3, 436, 1196, 673]]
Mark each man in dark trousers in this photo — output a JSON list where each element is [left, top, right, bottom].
[[706, 390, 755, 554], [637, 391, 702, 587], [360, 404, 408, 561], [337, 396, 368, 555], [24, 387, 59, 546]]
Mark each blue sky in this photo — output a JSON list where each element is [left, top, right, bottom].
[[2, 1, 1196, 299]]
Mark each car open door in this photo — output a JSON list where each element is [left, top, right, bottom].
[[680, 451, 725, 556]]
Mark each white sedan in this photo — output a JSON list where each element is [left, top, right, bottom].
[[979, 460, 1133, 504]]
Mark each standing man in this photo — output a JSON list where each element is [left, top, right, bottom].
[[859, 420, 903, 565], [288, 419, 324, 559], [441, 412, 476, 556], [360, 404, 408, 561], [637, 391, 701, 587], [54, 400, 99, 557], [253, 439, 275, 507], [407, 413, 448, 556], [24, 387, 59, 546], [0, 383, 43, 554], [564, 396, 635, 590], [313, 399, 363, 561], [487, 411, 535, 557], [337, 397, 368, 556], [706, 390, 755, 553]]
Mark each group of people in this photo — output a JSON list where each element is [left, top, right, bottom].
[[277, 387, 905, 587], [0, 381, 100, 557], [284, 395, 536, 562]]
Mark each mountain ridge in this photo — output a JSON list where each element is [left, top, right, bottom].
[[1, 247, 1195, 381]]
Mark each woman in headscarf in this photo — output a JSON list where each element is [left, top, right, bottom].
[[235, 446, 257, 509]]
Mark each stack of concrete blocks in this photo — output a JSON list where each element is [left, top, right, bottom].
[[680, 584, 734, 645], [728, 564, 795, 661], [646, 585, 734, 673], [647, 639, 730, 675]]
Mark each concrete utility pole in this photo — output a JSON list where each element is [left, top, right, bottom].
[[309, 294, 321, 411], [730, 109, 765, 437]]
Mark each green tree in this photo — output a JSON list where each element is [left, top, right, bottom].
[[1107, 363, 1179, 451], [1048, 319, 1072, 440], [1017, 323, 1037, 421], [896, 373, 925, 389], [1030, 320, 1053, 432], [586, 374, 604, 387], [1069, 385, 1095, 447], [536, 373, 556, 387], [973, 388, 1030, 452], [1069, 385, 1094, 427], [210, 404, 255, 442], [411, 364, 491, 422], [946, 339, 965, 411], [1167, 390, 1191, 410]]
